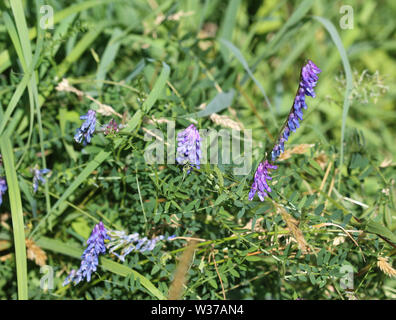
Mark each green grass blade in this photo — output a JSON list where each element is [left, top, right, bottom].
[[312, 16, 353, 187], [0, 135, 28, 300], [0, 66, 32, 135], [220, 38, 276, 125], [36, 237, 166, 299], [142, 62, 170, 113], [185, 89, 235, 118], [96, 28, 123, 91], [10, 0, 33, 66], [3, 11, 36, 170], [2, 12, 26, 69], [218, 0, 241, 62]]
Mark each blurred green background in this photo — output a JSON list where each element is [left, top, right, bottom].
[[0, 0, 395, 300]]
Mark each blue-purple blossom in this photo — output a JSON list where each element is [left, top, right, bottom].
[[249, 60, 320, 202], [0, 177, 7, 206], [106, 230, 175, 262], [271, 60, 321, 161], [74, 110, 97, 145], [248, 160, 277, 201], [32, 167, 50, 193], [176, 124, 201, 172], [63, 221, 110, 286]]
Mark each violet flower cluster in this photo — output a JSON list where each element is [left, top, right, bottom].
[[106, 230, 176, 262], [63, 221, 110, 286], [32, 167, 50, 193], [248, 160, 277, 201], [74, 109, 97, 145], [0, 155, 6, 206], [176, 124, 202, 172], [0, 177, 7, 206], [271, 60, 321, 161], [249, 60, 321, 202], [102, 119, 119, 135], [63, 223, 176, 286]]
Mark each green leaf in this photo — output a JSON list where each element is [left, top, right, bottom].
[[208, 278, 218, 289], [214, 193, 228, 206], [245, 256, 262, 262], [0, 135, 28, 300], [364, 219, 396, 244], [71, 218, 92, 239]]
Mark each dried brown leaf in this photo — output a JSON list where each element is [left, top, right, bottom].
[[278, 144, 314, 161], [26, 239, 47, 267]]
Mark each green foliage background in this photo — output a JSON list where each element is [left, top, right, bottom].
[[0, 0, 395, 300]]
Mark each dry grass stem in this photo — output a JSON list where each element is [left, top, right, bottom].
[[56, 78, 123, 118], [209, 250, 227, 300], [168, 240, 198, 300], [277, 206, 308, 254], [278, 144, 314, 161]]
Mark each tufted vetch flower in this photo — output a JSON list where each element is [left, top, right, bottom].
[[249, 60, 320, 202], [106, 230, 175, 262], [63, 221, 110, 286], [102, 118, 119, 135], [0, 177, 7, 206], [32, 167, 51, 193], [74, 109, 97, 145], [248, 160, 277, 201], [176, 124, 202, 172], [271, 60, 321, 162]]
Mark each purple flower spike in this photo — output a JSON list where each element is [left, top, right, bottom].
[[176, 124, 202, 172], [271, 60, 321, 162], [106, 230, 175, 262], [74, 110, 97, 145], [63, 221, 110, 286], [0, 177, 7, 206], [32, 167, 51, 193], [248, 160, 277, 201]]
